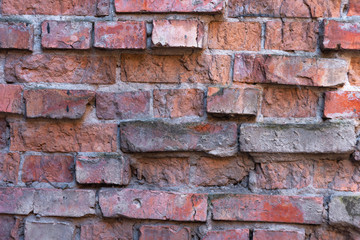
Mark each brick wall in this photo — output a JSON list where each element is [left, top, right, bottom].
[[0, 0, 360, 239]]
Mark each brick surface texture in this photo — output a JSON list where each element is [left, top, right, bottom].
[[0, 0, 358, 239]]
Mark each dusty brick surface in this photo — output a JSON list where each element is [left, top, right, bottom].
[[349, 57, 360, 86], [139, 225, 191, 240], [324, 91, 360, 119], [0, 84, 23, 114], [0, 152, 20, 184], [5, 54, 116, 84], [253, 229, 305, 240], [80, 221, 133, 240], [329, 195, 360, 229], [203, 229, 249, 240], [0, 22, 33, 50], [0, 216, 21, 240], [0, 187, 34, 214], [323, 21, 360, 50], [0, 120, 6, 150], [25, 221, 75, 240], [24, 89, 95, 119], [208, 22, 261, 50], [41, 21, 92, 49], [99, 188, 208, 221]]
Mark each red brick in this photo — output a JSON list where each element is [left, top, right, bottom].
[[208, 22, 261, 50], [153, 89, 204, 118], [41, 21, 92, 49], [131, 157, 190, 187], [0, 216, 21, 240], [2, 0, 106, 16], [323, 20, 360, 50], [0, 84, 23, 114], [94, 21, 146, 49], [253, 229, 304, 240], [24, 89, 94, 119], [207, 87, 259, 116], [0, 187, 34, 214], [0, 152, 20, 184], [310, 228, 348, 240], [76, 154, 130, 185], [261, 87, 319, 118], [314, 159, 360, 191], [193, 156, 254, 186], [114, 0, 224, 13], [348, 1, 360, 16], [22, 155, 74, 183], [121, 54, 231, 84], [25, 221, 75, 240], [34, 189, 95, 217], [211, 194, 323, 224], [152, 20, 204, 48], [139, 225, 190, 240], [324, 91, 360, 119], [80, 221, 133, 240], [96, 0, 110, 16], [228, 0, 341, 18], [203, 229, 249, 240], [265, 20, 318, 51], [0, 22, 33, 50], [96, 91, 151, 120], [349, 57, 360, 86], [99, 188, 208, 221], [254, 161, 312, 190], [10, 122, 117, 152], [120, 121, 237, 157], [0, 120, 6, 149], [5, 54, 116, 84], [234, 54, 347, 87]]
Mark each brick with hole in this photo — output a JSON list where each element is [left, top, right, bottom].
[[0, 152, 20, 184], [253, 229, 305, 240], [324, 91, 360, 119], [0, 22, 33, 50], [94, 21, 146, 49], [203, 229, 249, 240], [41, 21, 92, 49], [152, 20, 204, 48], [24, 89, 95, 119], [0, 187, 34, 215], [22, 154, 74, 183], [323, 20, 360, 50], [0, 84, 23, 114], [99, 188, 207, 221], [76, 154, 130, 185], [24, 221, 75, 240], [208, 22, 261, 50], [139, 225, 191, 240]]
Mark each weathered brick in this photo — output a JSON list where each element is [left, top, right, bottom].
[[348, 1, 360, 16], [34, 189, 95, 217], [0, 187, 34, 214], [76, 154, 130, 185], [131, 157, 190, 187], [208, 22, 261, 50], [0, 22, 33, 50], [314, 159, 360, 191], [233, 54, 347, 87], [41, 21, 92, 49], [153, 89, 204, 118], [203, 229, 249, 240], [349, 57, 360, 86], [324, 91, 360, 119], [0, 152, 20, 184], [120, 121, 237, 157], [254, 161, 312, 189], [240, 123, 356, 154], [0, 216, 21, 240], [2, 0, 105, 16], [323, 20, 360, 50], [261, 87, 319, 118], [253, 229, 305, 240], [5, 54, 116, 84], [22, 155, 74, 183], [228, 0, 341, 17], [152, 20, 204, 48], [0, 120, 6, 149], [10, 122, 117, 152], [139, 225, 191, 240], [121, 53, 231, 84], [25, 221, 75, 240], [310, 228, 349, 240], [211, 194, 323, 224], [24, 89, 95, 119], [329, 195, 360, 229], [99, 188, 207, 221], [193, 155, 254, 186], [80, 221, 133, 240], [94, 21, 146, 49], [96, 0, 110, 16], [0, 84, 23, 114], [96, 91, 151, 120], [207, 87, 259, 116], [265, 20, 318, 51], [115, 0, 224, 13]]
